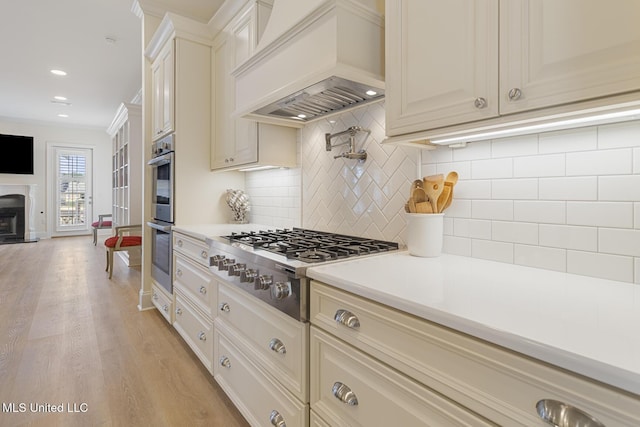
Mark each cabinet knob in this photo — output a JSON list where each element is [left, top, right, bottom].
[[175, 307, 182, 316], [536, 399, 604, 427], [198, 331, 206, 341], [219, 302, 230, 312], [162, 304, 168, 312], [474, 97, 487, 109], [176, 269, 182, 277], [332, 382, 358, 406], [201, 250, 208, 259], [508, 87, 522, 101], [269, 410, 287, 427], [268, 338, 287, 355], [153, 293, 158, 301], [334, 309, 361, 329], [177, 239, 183, 247], [199, 286, 207, 295], [219, 356, 231, 368]]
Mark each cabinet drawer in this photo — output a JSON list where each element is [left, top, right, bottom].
[[174, 292, 213, 374], [173, 232, 210, 267], [311, 281, 640, 426], [310, 410, 331, 427], [214, 322, 308, 427], [174, 254, 215, 319], [217, 281, 308, 402], [151, 284, 173, 324], [310, 327, 493, 427]]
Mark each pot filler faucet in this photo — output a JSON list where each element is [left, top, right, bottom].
[[325, 126, 370, 162]]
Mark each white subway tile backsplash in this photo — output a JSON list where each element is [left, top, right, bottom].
[[599, 228, 640, 257], [492, 178, 538, 200], [598, 175, 640, 201], [435, 161, 471, 179], [452, 140, 491, 161], [471, 158, 513, 179], [428, 146, 453, 163], [634, 148, 640, 173], [453, 218, 492, 239], [491, 135, 538, 158], [472, 200, 514, 221], [454, 180, 491, 200], [636, 258, 640, 284], [472, 239, 514, 263], [492, 221, 538, 244], [566, 202, 633, 228], [635, 203, 640, 229], [566, 149, 633, 176], [513, 201, 566, 224], [514, 154, 565, 177], [538, 127, 597, 154], [567, 251, 634, 282], [443, 235, 472, 256], [539, 224, 598, 251], [539, 177, 597, 201], [514, 245, 566, 272], [597, 121, 640, 149], [444, 199, 472, 218]]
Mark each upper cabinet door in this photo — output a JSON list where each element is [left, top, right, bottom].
[[385, 0, 499, 137], [151, 41, 175, 140], [500, 0, 640, 114]]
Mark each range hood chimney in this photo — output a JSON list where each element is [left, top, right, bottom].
[[232, 0, 385, 127]]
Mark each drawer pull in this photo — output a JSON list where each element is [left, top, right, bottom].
[[201, 250, 208, 259], [269, 410, 286, 427], [199, 286, 207, 295], [536, 399, 604, 427], [162, 304, 168, 312], [334, 309, 360, 329], [198, 331, 206, 341], [332, 382, 358, 406], [175, 307, 182, 316], [268, 338, 287, 355], [176, 269, 182, 277], [153, 293, 158, 301], [177, 239, 183, 247], [219, 302, 230, 312], [508, 87, 522, 101], [219, 356, 231, 368]]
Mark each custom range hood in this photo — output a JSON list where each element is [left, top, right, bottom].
[[232, 0, 385, 127]]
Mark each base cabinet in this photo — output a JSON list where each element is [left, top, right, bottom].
[[151, 284, 173, 324], [174, 291, 214, 374], [214, 321, 309, 427], [310, 280, 640, 426]]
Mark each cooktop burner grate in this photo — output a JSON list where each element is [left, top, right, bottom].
[[224, 228, 399, 263]]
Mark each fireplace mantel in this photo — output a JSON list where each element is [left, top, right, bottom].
[[0, 184, 36, 240]]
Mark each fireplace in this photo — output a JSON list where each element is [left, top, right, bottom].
[[0, 185, 37, 243], [0, 195, 26, 243]]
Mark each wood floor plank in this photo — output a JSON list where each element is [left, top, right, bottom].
[[0, 236, 248, 426]]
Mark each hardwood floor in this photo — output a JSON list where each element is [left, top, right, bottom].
[[0, 236, 249, 427]]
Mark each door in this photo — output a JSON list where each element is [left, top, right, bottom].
[[385, 0, 499, 136], [51, 147, 93, 235], [500, 0, 640, 114]]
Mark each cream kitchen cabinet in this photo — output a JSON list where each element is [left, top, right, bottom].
[[210, 0, 296, 171], [150, 41, 174, 141], [386, 0, 640, 138], [310, 280, 640, 426], [172, 231, 216, 373]]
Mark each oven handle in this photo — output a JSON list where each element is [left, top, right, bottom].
[[147, 221, 172, 232], [147, 152, 173, 166]]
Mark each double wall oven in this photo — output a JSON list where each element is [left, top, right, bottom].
[[147, 133, 175, 294]]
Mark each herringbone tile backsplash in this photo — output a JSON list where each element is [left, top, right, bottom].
[[245, 101, 419, 245], [301, 101, 418, 244]]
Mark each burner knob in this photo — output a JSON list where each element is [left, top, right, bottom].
[[271, 282, 291, 300], [255, 275, 273, 291], [220, 258, 236, 271], [229, 263, 246, 276], [211, 255, 226, 268], [241, 269, 257, 283]]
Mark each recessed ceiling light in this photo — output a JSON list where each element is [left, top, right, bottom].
[[50, 69, 67, 76], [54, 96, 67, 101], [365, 90, 377, 96], [297, 114, 307, 119], [57, 114, 69, 118]]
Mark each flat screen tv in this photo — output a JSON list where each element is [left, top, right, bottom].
[[0, 133, 34, 174]]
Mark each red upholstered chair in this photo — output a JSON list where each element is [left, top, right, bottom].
[[92, 214, 113, 245], [104, 224, 142, 279]]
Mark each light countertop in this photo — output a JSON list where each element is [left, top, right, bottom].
[[172, 223, 274, 241], [307, 251, 640, 396]]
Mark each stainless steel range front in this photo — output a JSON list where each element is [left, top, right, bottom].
[[207, 228, 399, 321]]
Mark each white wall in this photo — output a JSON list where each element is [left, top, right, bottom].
[[0, 118, 112, 238], [423, 120, 640, 284]]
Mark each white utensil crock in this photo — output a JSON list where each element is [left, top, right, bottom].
[[405, 213, 444, 257]]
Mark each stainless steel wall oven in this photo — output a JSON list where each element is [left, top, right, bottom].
[[148, 133, 175, 294]]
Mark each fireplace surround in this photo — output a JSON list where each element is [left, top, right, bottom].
[[0, 184, 37, 243]]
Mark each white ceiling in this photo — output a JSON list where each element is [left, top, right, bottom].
[[0, 0, 223, 131]]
